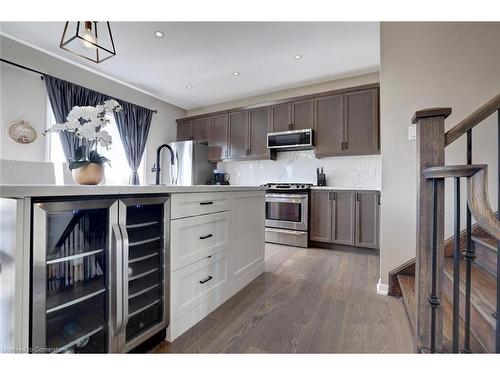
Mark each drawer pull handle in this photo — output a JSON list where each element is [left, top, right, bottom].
[[199, 234, 213, 240], [200, 201, 214, 205], [199, 276, 213, 284]]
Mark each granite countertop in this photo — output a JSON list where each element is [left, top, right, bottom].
[[310, 186, 380, 191], [0, 184, 266, 199]]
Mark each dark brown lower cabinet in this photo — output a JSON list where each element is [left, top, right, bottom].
[[309, 190, 332, 242], [309, 190, 380, 250], [355, 191, 380, 249], [332, 191, 356, 246]]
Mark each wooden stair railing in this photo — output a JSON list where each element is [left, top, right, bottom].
[[412, 94, 500, 353]]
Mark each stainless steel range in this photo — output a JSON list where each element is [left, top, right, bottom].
[[263, 183, 312, 248]]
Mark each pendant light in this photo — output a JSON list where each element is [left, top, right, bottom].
[[60, 21, 116, 63]]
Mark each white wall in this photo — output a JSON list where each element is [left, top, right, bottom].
[[187, 71, 380, 116], [379, 22, 500, 285], [0, 36, 186, 185]]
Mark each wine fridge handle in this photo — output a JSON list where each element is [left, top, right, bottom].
[[119, 223, 130, 333], [112, 223, 123, 334]]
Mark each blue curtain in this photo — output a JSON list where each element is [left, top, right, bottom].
[[113, 102, 153, 185], [44, 75, 108, 161]]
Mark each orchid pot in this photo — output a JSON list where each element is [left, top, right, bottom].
[[43, 100, 122, 185]]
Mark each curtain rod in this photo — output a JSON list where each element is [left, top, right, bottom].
[[0, 58, 158, 113]]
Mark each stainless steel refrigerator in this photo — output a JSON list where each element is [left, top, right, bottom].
[[167, 141, 215, 186]]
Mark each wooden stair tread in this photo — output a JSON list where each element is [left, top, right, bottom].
[[397, 274, 416, 335], [441, 295, 486, 353], [444, 257, 496, 312], [472, 234, 497, 251]]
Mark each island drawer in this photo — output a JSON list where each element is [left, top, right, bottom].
[[170, 211, 230, 271], [170, 249, 228, 321], [171, 192, 230, 219]]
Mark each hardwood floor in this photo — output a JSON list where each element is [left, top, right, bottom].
[[152, 244, 414, 353]]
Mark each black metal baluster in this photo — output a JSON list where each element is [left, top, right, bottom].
[[496, 109, 500, 353], [429, 178, 440, 353], [463, 130, 474, 353], [453, 177, 461, 353]]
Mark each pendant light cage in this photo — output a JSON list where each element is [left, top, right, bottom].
[[60, 21, 116, 63]]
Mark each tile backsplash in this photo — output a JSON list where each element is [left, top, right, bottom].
[[217, 150, 382, 189]]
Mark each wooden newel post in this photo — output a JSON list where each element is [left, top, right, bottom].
[[412, 107, 451, 352]]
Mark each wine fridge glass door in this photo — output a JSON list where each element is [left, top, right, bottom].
[[117, 196, 169, 353], [31, 199, 117, 353]]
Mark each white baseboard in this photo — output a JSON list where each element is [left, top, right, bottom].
[[376, 278, 389, 295]]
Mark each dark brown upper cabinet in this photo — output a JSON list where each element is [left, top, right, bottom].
[[309, 190, 332, 243], [355, 191, 380, 249], [314, 88, 379, 158], [270, 102, 292, 132], [176, 83, 379, 159], [177, 120, 193, 141], [314, 94, 344, 157], [208, 113, 228, 162], [291, 99, 314, 130], [248, 106, 273, 159], [193, 117, 209, 144], [343, 88, 379, 156], [228, 110, 248, 159]]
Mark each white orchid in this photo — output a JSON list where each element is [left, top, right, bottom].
[[43, 100, 122, 153], [103, 99, 122, 112], [97, 130, 112, 148]]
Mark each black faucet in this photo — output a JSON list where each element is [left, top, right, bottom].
[[152, 144, 175, 185]]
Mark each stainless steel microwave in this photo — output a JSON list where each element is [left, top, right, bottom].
[[267, 128, 313, 151]]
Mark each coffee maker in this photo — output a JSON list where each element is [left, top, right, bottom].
[[209, 169, 230, 185]]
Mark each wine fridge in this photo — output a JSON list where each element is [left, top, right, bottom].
[[31, 195, 169, 353]]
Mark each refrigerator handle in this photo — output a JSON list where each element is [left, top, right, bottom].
[[112, 223, 123, 334], [119, 223, 130, 333]]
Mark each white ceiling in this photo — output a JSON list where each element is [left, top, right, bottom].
[[0, 22, 380, 110]]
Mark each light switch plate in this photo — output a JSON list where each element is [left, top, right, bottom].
[[408, 125, 416, 141]]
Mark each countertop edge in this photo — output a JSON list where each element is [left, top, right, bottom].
[[0, 185, 267, 199], [310, 186, 381, 191]]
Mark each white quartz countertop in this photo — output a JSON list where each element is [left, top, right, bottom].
[[0, 184, 266, 199], [310, 186, 380, 191]]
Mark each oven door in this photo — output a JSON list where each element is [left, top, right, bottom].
[[265, 193, 308, 231]]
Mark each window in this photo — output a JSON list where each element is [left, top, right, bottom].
[[48, 108, 145, 185]]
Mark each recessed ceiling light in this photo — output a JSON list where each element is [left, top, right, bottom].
[[232, 72, 240, 76], [186, 85, 193, 89], [154, 31, 165, 38], [294, 54, 303, 60]]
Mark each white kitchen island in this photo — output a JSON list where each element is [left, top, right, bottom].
[[0, 185, 265, 352]]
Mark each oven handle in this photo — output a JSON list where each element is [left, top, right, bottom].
[[265, 196, 308, 204], [266, 193, 308, 199]]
